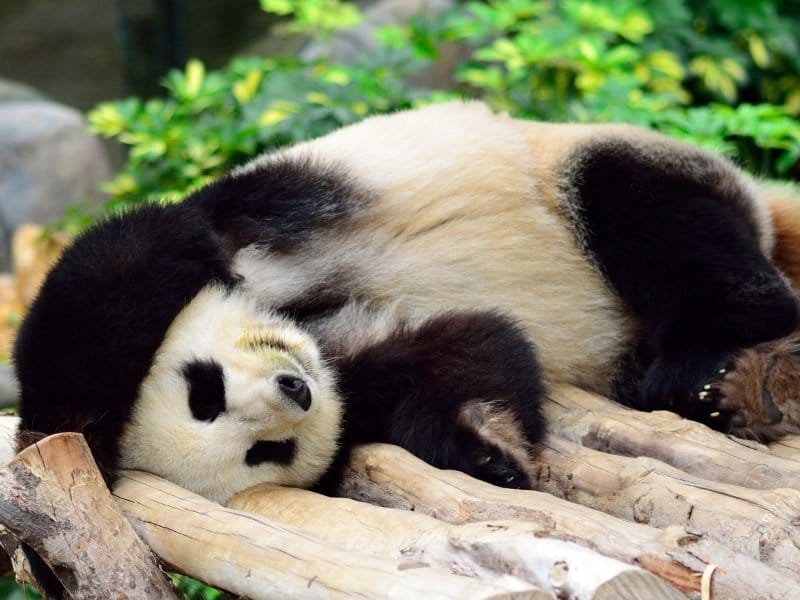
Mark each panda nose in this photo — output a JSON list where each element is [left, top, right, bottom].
[[277, 375, 311, 411]]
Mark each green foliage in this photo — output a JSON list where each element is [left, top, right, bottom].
[[0, 575, 41, 600], [260, 0, 362, 38], [387, 0, 800, 176], [87, 52, 426, 218], [170, 574, 226, 599], [82, 0, 800, 225]]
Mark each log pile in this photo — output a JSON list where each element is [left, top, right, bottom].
[[0, 382, 798, 599]]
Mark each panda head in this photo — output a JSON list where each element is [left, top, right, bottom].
[[13, 201, 342, 503], [120, 284, 341, 502]]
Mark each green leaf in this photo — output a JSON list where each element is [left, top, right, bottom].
[[259, 0, 293, 16], [747, 33, 770, 68], [258, 100, 300, 126], [184, 59, 206, 100], [233, 69, 263, 104]]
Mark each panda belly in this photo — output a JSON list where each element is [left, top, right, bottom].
[[350, 202, 635, 394]]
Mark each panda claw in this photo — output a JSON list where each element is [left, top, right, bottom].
[[710, 411, 721, 418], [465, 441, 530, 489]]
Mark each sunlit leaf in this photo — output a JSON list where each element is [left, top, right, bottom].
[[747, 33, 770, 69], [258, 101, 299, 126], [184, 59, 205, 100], [259, 0, 293, 15], [647, 50, 684, 80], [233, 69, 263, 104]]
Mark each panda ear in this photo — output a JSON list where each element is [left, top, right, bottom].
[[182, 360, 227, 422]]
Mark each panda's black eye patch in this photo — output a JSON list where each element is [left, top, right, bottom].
[[182, 360, 226, 422], [245, 439, 296, 466]]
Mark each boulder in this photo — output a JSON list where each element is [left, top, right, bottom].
[[0, 99, 109, 271], [0, 78, 41, 103]]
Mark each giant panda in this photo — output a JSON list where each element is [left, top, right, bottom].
[[13, 101, 800, 504]]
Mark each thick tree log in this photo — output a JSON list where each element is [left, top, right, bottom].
[[545, 384, 800, 489], [535, 435, 800, 575], [0, 432, 176, 599], [230, 483, 682, 600], [341, 443, 800, 599], [769, 435, 800, 462], [114, 470, 541, 599]]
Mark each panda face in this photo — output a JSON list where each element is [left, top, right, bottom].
[[118, 285, 342, 503]]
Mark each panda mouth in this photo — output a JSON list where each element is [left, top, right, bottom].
[[245, 438, 297, 466]]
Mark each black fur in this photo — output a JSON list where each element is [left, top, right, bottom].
[[330, 311, 546, 490], [245, 439, 297, 466], [567, 140, 799, 421], [13, 158, 364, 483], [14, 202, 237, 482], [183, 360, 226, 422], [186, 159, 371, 254], [21, 543, 65, 600]]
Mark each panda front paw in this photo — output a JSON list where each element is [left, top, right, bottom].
[[641, 350, 733, 419], [452, 399, 534, 489], [463, 440, 530, 489], [697, 333, 800, 442]]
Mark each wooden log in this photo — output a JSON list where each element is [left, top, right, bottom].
[[0, 432, 177, 599], [535, 435, 800, 575], [545, 384, 800, 490], [769, 435, 800, 462], [341, 443, 800, 599], [114, 470, 542, 600], [229, 483, 682, 600]]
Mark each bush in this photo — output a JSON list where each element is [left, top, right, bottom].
[[395, 0, 800, 172], [80, 0, 799, 225]]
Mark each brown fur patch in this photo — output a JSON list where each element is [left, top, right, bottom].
[[456, 399, 536, 480], [710, 333, 800, 441], [765, 189, 800, 290]]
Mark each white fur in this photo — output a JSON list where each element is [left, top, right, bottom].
[[119, 285, 342, 503]]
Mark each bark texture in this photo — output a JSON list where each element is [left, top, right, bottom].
[[0, 432, 176, 599], [340, 442, 800, 600], [1, 381, 800, 600]]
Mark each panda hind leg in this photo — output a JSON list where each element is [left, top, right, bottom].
[[570, 139, 799, 427], [336, 310, 546, 489]]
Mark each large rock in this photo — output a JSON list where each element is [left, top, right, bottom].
[[0, 78, 41, 103], [0, 99, 109, 271]]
